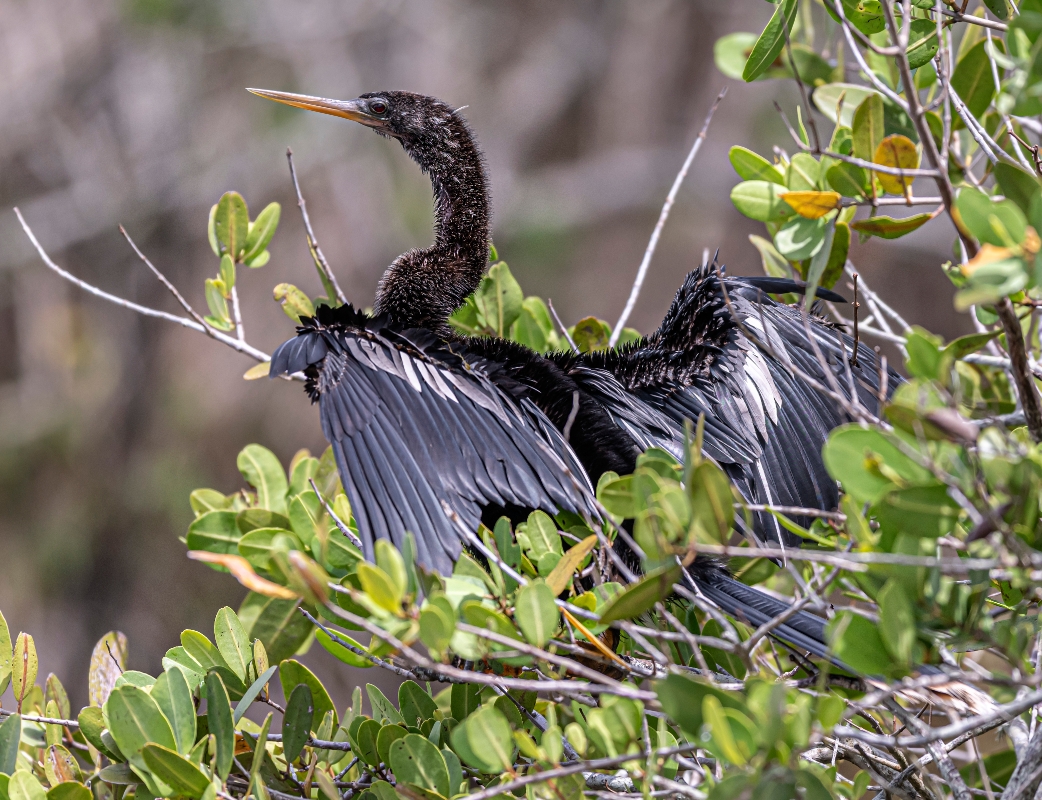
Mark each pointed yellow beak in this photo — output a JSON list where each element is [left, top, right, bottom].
[[246, 89, 375, 124]]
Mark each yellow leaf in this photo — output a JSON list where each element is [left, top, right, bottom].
[[243, 362, 270, 380], [961, 243, 1013, 276], [781, 191, 841, 219], [545, 535, 598, 595], [873, 135, 920, 195], [187, 552, 300, 599]]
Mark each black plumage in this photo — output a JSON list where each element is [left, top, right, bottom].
[[255, 87, 900, 669]]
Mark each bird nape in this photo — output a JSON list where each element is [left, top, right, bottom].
[[254, 87, 901, 672]]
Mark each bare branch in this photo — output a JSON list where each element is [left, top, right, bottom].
[[610, 88, 726, 346], [286, 147, 348, 306], [15, 207, 280, 367]]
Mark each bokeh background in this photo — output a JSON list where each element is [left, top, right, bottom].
[[0, 0, 970, 708]]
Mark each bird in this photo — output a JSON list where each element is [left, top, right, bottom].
[[252, 88, 899, 669]]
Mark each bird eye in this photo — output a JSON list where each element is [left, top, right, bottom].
[[369, 100, 388, 114]]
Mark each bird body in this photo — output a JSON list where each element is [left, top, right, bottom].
[[256, 87, 899, 667]]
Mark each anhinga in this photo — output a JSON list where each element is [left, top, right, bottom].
[[251, 88, 898, 664]]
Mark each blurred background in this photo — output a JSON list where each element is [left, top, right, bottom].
[[0, 0, 970, 708]]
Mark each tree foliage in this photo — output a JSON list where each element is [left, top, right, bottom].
[[13, 1, 1042, 798]]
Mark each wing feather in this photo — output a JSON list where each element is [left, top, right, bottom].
[[271, 305, 598, 572]]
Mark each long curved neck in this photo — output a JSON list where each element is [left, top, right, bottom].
[[374, 112, 490, 332]]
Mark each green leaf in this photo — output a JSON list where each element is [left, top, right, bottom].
[[451, 683, 482, 722], [906, 18, 939, 69], [389, 734, 451, 797], [812, 84, 882, 127], [399, 682, 439, 728], [714, 32, 758, 81], [878, 580, 916, 665], [357, 563, 403, 613], [238, 527, 304, 570], [742, 0, 798, 82], [234, 664, 278, 723], [187, 511, 240, 557], [238, 593, 314, 664], [141, 745, 210, 799], [516, 510, 563, 561], [510, 296, 553, 352], [238, 508, 292, 534], [77, 707, 119, 760], [214, 607, 251, 683], [826, 612, 892, 674], [237, 445, 288, 515], [728, 147, 785, 184], [150, 669, 196, 755], [219, 254, 235, 294], [419, 599, 455, 658], [689, 462, 736, 545], [944, 330, 1000, 359], [105, 685, 177, 772], [279, 661, 336, 727], [244, 202, 281, 265], [315, 628, 370, 668], [282, 684, 315, 763], [820, 221, 851, 289], [803, 220, 836, 310], [599, 564, 682, 624], [952, 40, 1002, 118], [273, 283, 316, 323], [786, 154, 820, 191], [823, 424, 933, 504], [570, 317, 611, 353], [827, 163, 869, 198], [0, 714, 20, 773], [8, 774, 45, 800], [748, 235, 792, 279], [654, 673, 744, 737], [874, 484, 961, 538], [376, 725, 408, 766], [205, 671, 234, 781], [46, 784, 91, 800], [88, 632, 127, 709], [983, 0, 1011, 19], [375, 540, 408, 600], [957, 187, 1028, 247], [850, 213, 933, 239], [730, 180, 796, 222], [452, 706, 514, 773], [12, 633, 36, 710], [0, 612, 12, 697], [514, 581, 559, 648], [827, 0, 885, 35], [180, 630, 224, 672], [366, 684, 405, 725], [288, 492, 323, 541], [207, 204, 220, 256], [994, 163, 1042, 216], [852, 93, 884, 163], [204, 278, 230, 324], [354, 719, 381, 766], [214, 192, 249, 261], [774, 215, 828, 261], [474, 262, 523, 336]]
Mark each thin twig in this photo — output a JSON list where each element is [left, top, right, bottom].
[[15, 208, 281, 368], [547, 298, 579, 353], [610, 88, 726, 346], [286, 148, 347, 305]]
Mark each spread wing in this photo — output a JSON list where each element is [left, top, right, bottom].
[[595, 264, 899, 548], [270, 305, 598, 574]]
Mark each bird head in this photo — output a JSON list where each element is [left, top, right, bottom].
[[246, 88, 457, 145]]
